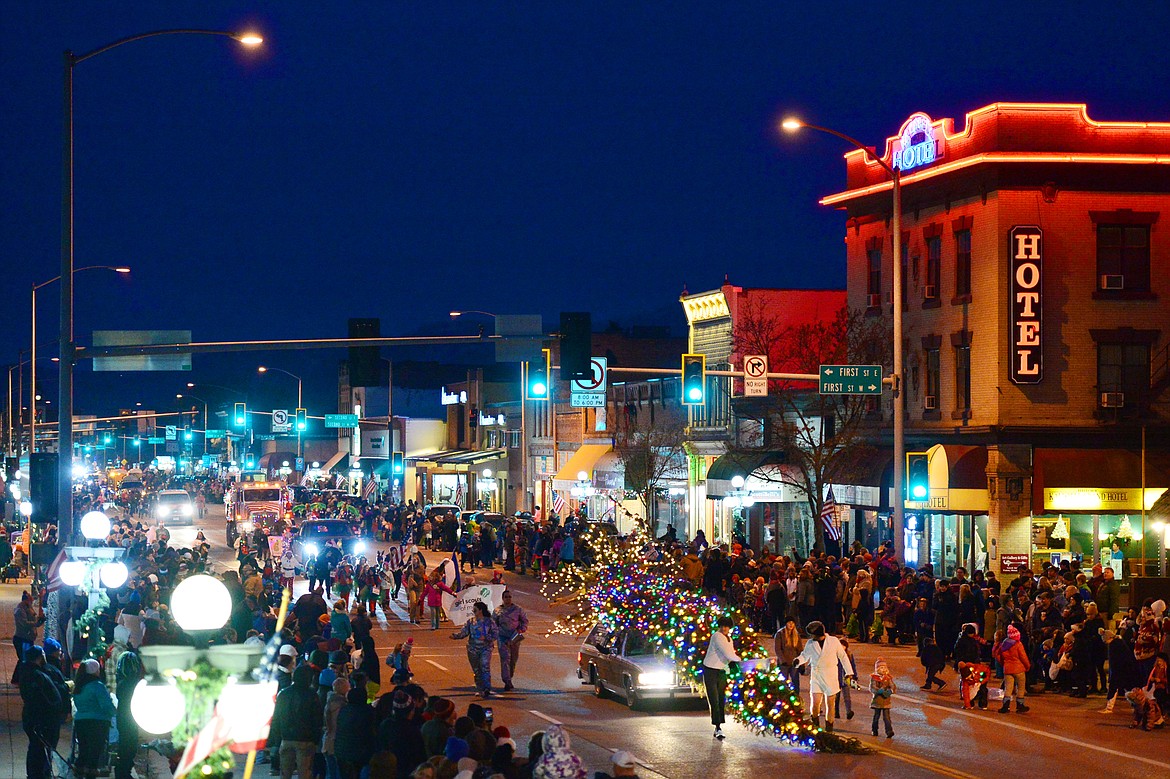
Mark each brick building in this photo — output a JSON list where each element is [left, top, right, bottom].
[[824, 103, 1170, 576]]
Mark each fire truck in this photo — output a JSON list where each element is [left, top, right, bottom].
[[225, 478, 294, 546]]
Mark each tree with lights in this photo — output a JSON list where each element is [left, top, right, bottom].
[[541, 521, 868, 753]]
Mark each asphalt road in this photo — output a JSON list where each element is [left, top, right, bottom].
[[186, 505, 1168, 779]]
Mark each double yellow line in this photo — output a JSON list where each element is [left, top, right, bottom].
[[868, 743, 983, 779]]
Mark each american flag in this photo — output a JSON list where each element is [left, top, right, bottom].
[[821, 487, 840, 542], [552, 489, 566, 515], [363, 477, 377, 500], [44, 548, 68, 593], [454, 482, 464, 508]]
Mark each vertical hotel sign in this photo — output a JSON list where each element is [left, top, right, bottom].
[[1010, 226, 1043, 384]]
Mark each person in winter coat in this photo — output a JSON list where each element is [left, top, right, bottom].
[[335, 686, 377, 778], [796, 620, 856, 732], [919, 636, 947, 691], [451, 601, 499, 698], [1102, 629, 1139, 714], [703, 616, 741, 740], [72, 658, 116, 779], [852, 570, 874, 643], [869, 658, 896, 738], [270, 664, 325, 779], [774, 616, 805, 698], [19, 645, 61, 779], [322, 676, 350, 779], [992, 625, 1031, 713], [423, 572, 456, 630], [796, 569, 816, 629], [913, 598, 935, 657], [378, 688, 426, 779], [330, 600, 353, 646]]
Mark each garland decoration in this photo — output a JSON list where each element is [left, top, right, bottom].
[[541, 520, 869, 753]]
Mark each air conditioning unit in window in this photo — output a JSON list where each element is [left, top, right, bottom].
[[1100, 392, 1125, 408], [867, 293, 881, 308], [924, 395, 938, 410], [1100, 274, 1125, 290], [924, 284, 938, 300]]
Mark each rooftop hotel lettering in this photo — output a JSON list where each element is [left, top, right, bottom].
[[891, 113, 942, 172]]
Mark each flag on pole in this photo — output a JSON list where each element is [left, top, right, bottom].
[[44, 548, 68, 593], [363, 477, 377, 500], [450, 549, 461, 591], [552, 489, 566, 515], [454, 482, 464, 508], [820, 487, 840, 542]]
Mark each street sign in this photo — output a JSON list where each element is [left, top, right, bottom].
[[272, 409, 291, 434], [743, 354, 768, 397], [570, 357, 607, 408], [325, 414, 359, 428], [147, 437, 165, 445], [256, 434, 277, 441], [295, 457, 305, 471], [819, 365, 883, 395], [165, 425, 177, 441], [204, 429, 226, 438]]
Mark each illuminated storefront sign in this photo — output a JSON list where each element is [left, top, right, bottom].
[[891, 113, 942, 172], [1010, 226, 1043, 384], [441, 387, 468, 405], [1044, 487, 1165, 511]]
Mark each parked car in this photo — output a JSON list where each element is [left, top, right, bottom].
[[153, 489, 195, 525], [577, 623, 702, 710], [425, 503, 462, 520], [291, 519, 370, 564]]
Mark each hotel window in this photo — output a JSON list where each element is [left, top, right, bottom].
[[924, 348, 940, 411], [866, 247, 882, 308], [925, 236, 941, 300], [954, 229, 972, 298], [954, 345, 971, 411], [1097, 343, 1149, 408], [1097, 225, 1150, 292]]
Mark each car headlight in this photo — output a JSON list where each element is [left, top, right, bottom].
[[637, 671, 674, 688], [155, 506, 167, 518], [304, 543, 319, 557], [353, 540, 367, 554], [181, 504, 194, 516]]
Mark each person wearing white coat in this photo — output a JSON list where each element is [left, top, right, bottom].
[[797, 620, 855, 731], [703, 616, 741, 740]]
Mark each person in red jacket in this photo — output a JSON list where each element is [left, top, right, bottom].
[[423, 571, 455, 630], [993, 624, 1031, 713]]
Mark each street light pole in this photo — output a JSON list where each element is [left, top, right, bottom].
[[59, 29, 261, 546], [781, 118, 906, 561], [258, 366, 303, 461]]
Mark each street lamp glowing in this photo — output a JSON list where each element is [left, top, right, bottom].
[[114, 266, 131, 273], [449, 311, 462, 317], [781, 118, 803, 132], [257, 366, 268, 373], [236, 33, 264, 46]]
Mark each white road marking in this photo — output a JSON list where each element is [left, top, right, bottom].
[[906, 694, 1170, 769], [425, 659, 449, 672], [528, 709, 562, 726], [607, 747, 655, 769]]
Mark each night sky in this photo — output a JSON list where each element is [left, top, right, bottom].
[[3, 3, 1169, 420]]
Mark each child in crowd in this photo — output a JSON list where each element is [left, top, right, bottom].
[[869, 658, 896, 738], [919, 636, 946, 691]]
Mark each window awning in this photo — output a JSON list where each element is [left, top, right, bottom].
[[1032, 448, 1170, 513], [551, 443, 613, 490], [409, 448, 507, 470], [705, 450, 787, 499]]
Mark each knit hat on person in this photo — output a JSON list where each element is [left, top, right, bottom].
[[873, 658, 892, 681], [81, 658, 101, 676], [805, 621, 826, 638], [457, 757, 478, 773], [392, 689, 412, 710], [42, 637, 62, 656], [318, 668, 337, 688], [1007, 625, 1021, 642], [454, 716, 475, 739], [444, 736, 470, 763], [533, 725, 586, 779]]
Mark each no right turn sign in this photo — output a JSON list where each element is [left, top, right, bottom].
[[744, 355, 767, 397]]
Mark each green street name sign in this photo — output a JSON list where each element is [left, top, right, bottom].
[[324, 414, 359, 428], [819, 364, 883, 395], [204, 429, 227, 438], [147, 437, 165, 444]]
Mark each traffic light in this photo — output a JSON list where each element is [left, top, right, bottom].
[[234, 402, 247, 427], [29, 452, 58, 526], [681, 353, 706, 406], [560, 312, 592, 381], [907, 453, 930, 500], [245, 453, 256, 469], [183, 425, 192, 442], [469, 406, 478, 429], [295, 407, 307, 432], [527, 348, 551, 400], [103, 434, 112, 446], [391, 451, 404, 476]]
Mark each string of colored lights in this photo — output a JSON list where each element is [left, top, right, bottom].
[[541, 522, 859, 751]]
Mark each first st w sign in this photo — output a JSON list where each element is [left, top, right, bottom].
[[1010, 226, 1042, 384]]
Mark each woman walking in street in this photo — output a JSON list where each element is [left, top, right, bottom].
[[451, 601, 499, 698], [703, 616, 741, 741]]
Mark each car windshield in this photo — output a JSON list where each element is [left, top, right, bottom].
[[158, 494, 190, 504], [243, 489, 281, 501], [624, 630, 653, 657], [300, 522, 354, 538]]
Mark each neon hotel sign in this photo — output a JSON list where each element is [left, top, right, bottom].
[[891, 113, 942, 172], [1010, 226, 1043, 384]]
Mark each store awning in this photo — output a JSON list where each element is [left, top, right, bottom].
[[705, 450, 787, 499], [409, 448, 507, 470], [1032, 448, 1170, 513], [324, 452, 349, 473], [551, 443, 613, 490]]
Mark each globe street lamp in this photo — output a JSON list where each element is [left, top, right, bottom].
[[781, 117, 906, 561], [58, 29, 262, 550]]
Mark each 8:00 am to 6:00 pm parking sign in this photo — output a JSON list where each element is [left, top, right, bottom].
[[818, 365, 883, 395]]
